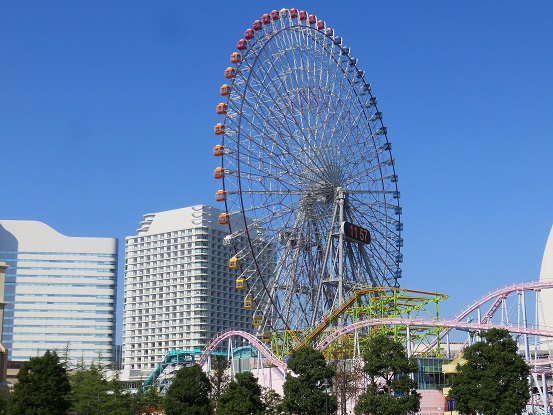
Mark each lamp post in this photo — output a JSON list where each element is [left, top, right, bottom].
[[322, 379, 330, 415]]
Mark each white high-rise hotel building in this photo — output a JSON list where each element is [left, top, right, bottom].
[[122, 205, 256, 373], [0, 220, 117, 365]]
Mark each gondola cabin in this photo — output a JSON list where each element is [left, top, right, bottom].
[[230, 52, 241, 64], [252, 20, 262, 31], [270, 10, 279, 20], [213, 167, 225, 179], [244, 296, 254, 308], [218, 213, 229, 225], [220, 84, 231, 96], [261, 14, 270, 24], [262, 332, 271, 342], [289, 8, 298, 18], [244, 28, 254, 39], [236, 39, 247, 51], [299, 10, 307, 20], [215, 190, 226, 202], [308, 15, 316, 24], [235, 278, 245, 289], [224, 67, 235, 79], [229, 256, 239, 269], [213, 145, 225, 156], [214, 123, 225, 135], [216, 103, 227, 115], [252, 315, 263, 326], [317, 20, 325, 30]]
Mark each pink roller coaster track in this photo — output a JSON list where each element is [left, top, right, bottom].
[[200, 281, 553, 370], [198, 329, 287, 370]]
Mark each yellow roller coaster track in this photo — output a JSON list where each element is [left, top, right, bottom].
[[293, 286, 448, 351]]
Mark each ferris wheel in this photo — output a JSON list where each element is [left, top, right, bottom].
[[213, 8, 402, 336]]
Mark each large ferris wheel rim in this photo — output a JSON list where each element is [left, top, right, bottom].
[[214, 8, 403, 333]]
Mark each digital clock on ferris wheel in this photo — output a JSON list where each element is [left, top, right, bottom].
[[341, 221, 371, 244]]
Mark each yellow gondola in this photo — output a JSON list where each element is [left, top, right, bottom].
[[229, 256, 239, 269]]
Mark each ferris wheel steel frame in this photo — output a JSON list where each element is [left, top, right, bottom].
[[213, 8, 402, 337]]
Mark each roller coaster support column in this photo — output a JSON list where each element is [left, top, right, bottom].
[[406, 326, 412, 358], [542, 373, 549, 415], [520, 290, 531, 360], [228, 338, 234, 377]]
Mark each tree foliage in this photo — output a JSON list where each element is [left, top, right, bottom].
[[216, 372, 264, 415], [209, 355, 231, 411], [136, 384, 165, 415], [165, 364, 213, 415], [104, 370, 134, 415], [281, 345, 337, 415], [329, 351, 365, 415], [69, 361, 133, 415], [449, 328, 530, 415], [7, 350, 71, 415], [260, 386, 283, 415], [69, 362, 109, 415], [354, 335, 420, 415]]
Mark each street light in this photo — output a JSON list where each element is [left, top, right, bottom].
[[322, 379, 330, 415]]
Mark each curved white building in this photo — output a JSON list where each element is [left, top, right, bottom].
[[540, 225, 553, 349], [540, 226, 553, 281], [0, 220, 117, 366]]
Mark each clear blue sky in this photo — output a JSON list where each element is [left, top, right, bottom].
[[2, 1, 552, 342]]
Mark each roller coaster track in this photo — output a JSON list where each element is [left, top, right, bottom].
[[198, 329, 287, 371], [314, 317, 553, 351], [423, 280, 553, 352], [198, 319, 553, 378], [199, 281, 553, 373], [294, 286, 448, 350]]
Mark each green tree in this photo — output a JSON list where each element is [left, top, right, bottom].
[[449, 328, 530, 415], [7, 350, 71, 415], [104, 370, 134, 415], [165, 364, 212, 415], [354, 335, 420, 415], [260, 386, 283, 415], [136, 384, 165, 414], [281, 345, 337, 415], [216, 372, 264, 415], [69, 361, 109, 415], [330, 350, 365, 415], [209, 355, 230, 411]]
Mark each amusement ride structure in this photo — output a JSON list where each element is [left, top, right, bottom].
[[146, 8, 553, 414]]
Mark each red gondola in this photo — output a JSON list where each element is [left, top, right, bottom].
[[236, 39, 247, 51]]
